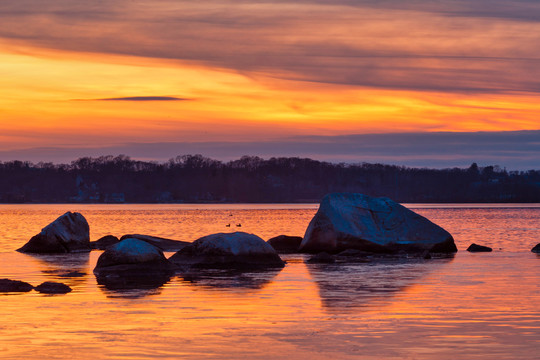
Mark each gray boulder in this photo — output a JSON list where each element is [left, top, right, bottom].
[[169, 232, 285, 269], [93, 238, 174, 289], [18, 212, 90, 253], [299, 193, 457, 254], [119, 234, 189, 252], [267, 235, 303, 253], [531, 243, 540, 253]]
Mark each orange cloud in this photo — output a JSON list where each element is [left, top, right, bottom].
[[1, 1, 540, 156]]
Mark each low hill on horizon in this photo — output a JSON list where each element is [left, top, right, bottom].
[[1, 154, 539, 203]]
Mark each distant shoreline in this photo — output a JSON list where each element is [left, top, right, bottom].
[[1, 202, 540, 209], [2, 155, 539, 203]]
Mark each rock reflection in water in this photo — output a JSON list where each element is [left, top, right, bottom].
[[23, 252, 90, 288], [307, 257, 454, 309], [94, 267, 173, 298], [179, 267, 282, 290], [96, 281, 169, 299]]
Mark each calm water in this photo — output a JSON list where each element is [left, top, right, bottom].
[[0, 204, 539, 359]]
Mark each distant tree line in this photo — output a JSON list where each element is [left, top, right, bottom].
[[0, 154, 539, 203]]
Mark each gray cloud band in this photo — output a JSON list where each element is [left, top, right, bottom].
[[1, 1, 540, 94], [1, 130, 539, 170]]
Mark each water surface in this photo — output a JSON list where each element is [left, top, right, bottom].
[[0, 204, 538, 359]]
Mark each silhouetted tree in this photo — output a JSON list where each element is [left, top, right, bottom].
[[0, 155, 539, 203]]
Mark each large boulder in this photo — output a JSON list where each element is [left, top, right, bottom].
[[299, 193, 457, 254], [119, 234, 189, 252], [169, 232, 285, 269], [93, 238, 174, 289], [267, 235, 303, 253], [17, 212, 90, 253]]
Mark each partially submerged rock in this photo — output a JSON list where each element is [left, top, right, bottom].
[[307, 252, 336, 264], [0, 279, 33, 293], [93, 238, 174, 289], [34, 281, 72, 294], [58, 271, 86, 278], [467, 243, 493, 252], [531, 243, 540, 253], [169, 232, 285, 269], [94, 238, 174, 271], [90, 235, 120, 250], [299, 193, 457, 254], [267, 235, 303, 253], [120, 234, 189, 252], [18, 212, 90, 253]]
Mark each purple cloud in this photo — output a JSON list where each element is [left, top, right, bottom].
[[1, 130, 539, 170]]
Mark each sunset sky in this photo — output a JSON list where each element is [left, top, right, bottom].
[[1, 1, 540, 169]]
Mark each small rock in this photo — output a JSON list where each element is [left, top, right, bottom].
[[34, 281, 72, 294], [0, 279, 34, 293], [467, 243, 493, 252], [307, 252, 336, 264], [170, 232, 285, 269], [90, 235, 120, 250], [267, 235, 303, 253], [119, 234, 189, 252], [531, 243, 540, 253]]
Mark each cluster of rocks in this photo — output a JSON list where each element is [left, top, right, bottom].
[[11, 193, 539, 293], [0, 279, 72, 294]]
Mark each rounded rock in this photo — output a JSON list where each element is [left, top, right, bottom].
[[170, 232, 285, 269], [34, 281, 72, 294]]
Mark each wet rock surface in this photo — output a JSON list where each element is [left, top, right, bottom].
[[18, 212, 91, 253]]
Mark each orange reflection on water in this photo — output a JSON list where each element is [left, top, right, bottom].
[[0, 205, 539, 359]]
